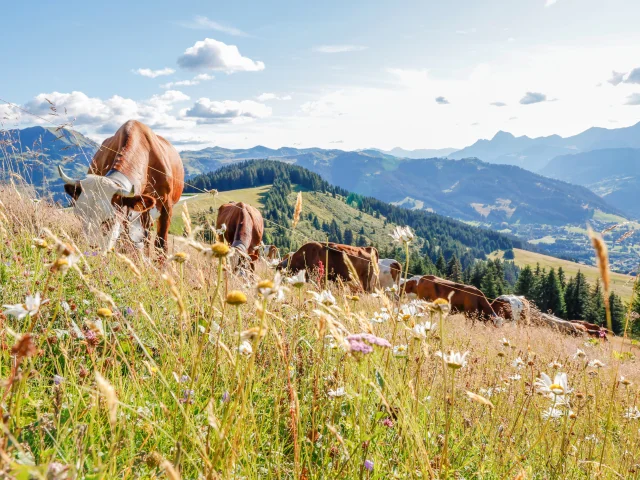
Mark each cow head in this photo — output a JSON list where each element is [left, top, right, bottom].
[[59, 166, 156, 251]]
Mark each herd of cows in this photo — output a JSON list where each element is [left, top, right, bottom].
[[57, 120, 609, 340]]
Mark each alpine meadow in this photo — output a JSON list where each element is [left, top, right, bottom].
[[2, 1, 640, 479]]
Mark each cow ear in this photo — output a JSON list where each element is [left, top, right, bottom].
[[64, 183, 82, 200], [112, 194, 156, 213]]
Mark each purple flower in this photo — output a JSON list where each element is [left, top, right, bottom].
[[53, 375, 64, 385], [364, 459, 374, 472], [125, 306, 134, 316], [381, 417, 394, 428], [347, 339, 374, 354], [346, 333, 392, 353], [179, 374, 190, 383], [180, 389, 195, 404], [222, 391, 230, 402]]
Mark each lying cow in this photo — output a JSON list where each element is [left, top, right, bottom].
[[491, 295, 530, 323], [570, 320, 609, 340], [59, 120, 184, 254], [378, 259, 402, 289], [277, 242, 379, 292], [216, 202, 264, 269], [400, 275, 423, 298], [413, 275, 501, 322]]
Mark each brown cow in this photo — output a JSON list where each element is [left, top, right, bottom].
[[277, 242, 379, 292], [570, 320, 609, 340], [491, 295, 530, 322], [414, 275, 499, 321], [216, 202, 264, 267], [59, 120, 184, 254], [259, 244, 281, 261], [401, 275, 423, 297]]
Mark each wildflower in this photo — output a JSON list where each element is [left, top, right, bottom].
[[549, 360, 563, 369], [385, 284, 398, 294], [623, 406, 640, 420], [53, 374, 65, 386], [257, 272, 287, 301], [407, 321, 437, 340], [512, 357, 525, 368], [572, 348, 586, 359], [49, 254, 79, 274], [620, 376, 632, 386], [588, 359, 605, 368], [240, 326, 266, 342], [500, 337, 511, 347], [216, 223, 227, 235], [508, 374, 522, 381], [226, 290, 247, 305], [542, 407, 569, 420], [466, 391, 495, 409], [393, 345, 408, 357], [381, 418, 394, 428], [390, 225, 414, 243], [32, 238, 48, 249], [222, 391, 230, 403], [169, 252, 189, 263], [209, 242, 233, 259], [370, 311, 390, 324], [97, 308, 113, 319], [3, 292, 41, 320], [238, 341, 253, 356], [327, 387, 346, 398], [535, 372, 572, 398], [324, 335, 339, 349], [396, 304, 418, 321], [287, 270, 306, 288], [180, 389, 195, 404], [585, 434, 599, 443], [430, 298, 451, 315], [436, 350, 469, 370], [348, 295, 360, 302], [346, 333, 392, 355], [309, 289, 337, 307], [364, 459, 374, 472]]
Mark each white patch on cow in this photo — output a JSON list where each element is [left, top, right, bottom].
[[378, 258, 401, 289], [496, 295, 525, 322]]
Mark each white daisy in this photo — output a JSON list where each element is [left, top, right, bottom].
[[436, 350, 469, 370], [309, 290, 337, 307], [3, 292, 42, 320], [390, 226, 415, 243]]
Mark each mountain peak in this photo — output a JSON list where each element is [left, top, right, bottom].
[[491, 130, 515, 141]]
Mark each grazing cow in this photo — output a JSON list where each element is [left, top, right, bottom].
[[216, 202, 264, 268], [414, 275, 500, 321], [59, 120, 184, 254], [277, 242, 379, 292], [570, 320, 610, 340], [491, 295, 530, 322], [378, 259, 403, 289], [400, 275, 423, 298], [259, 244, 281, 261]]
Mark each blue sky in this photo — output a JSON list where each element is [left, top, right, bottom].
[[2, 0, 640, 150]]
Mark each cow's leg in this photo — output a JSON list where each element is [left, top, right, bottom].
[[155, 204, 172, 257]]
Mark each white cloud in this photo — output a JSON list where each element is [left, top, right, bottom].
[[257, 93, 292, 101], [490, 101, 507, 107], [313, 45, 367, 53], [182, 98, 271, 124], [519, 91, 547, 105], [23, 90, 193, 134], [625, 93, 640, 105], [435, 96, 450, 105], [545, 0, 559, 6], [608, 71, 626, 86], [455, 28, 477, 35], [179, 16, 247, 37], [133, 67, 175, 78], [177, 38, 265, 73], [161, 73, 214, 89]]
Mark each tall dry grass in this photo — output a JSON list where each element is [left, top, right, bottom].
[[0, 187, 639, 479]]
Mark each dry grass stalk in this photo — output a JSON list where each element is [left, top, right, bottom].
[[115, 252, 142, 278], [95, 371, 118, 429], [292, 192, 302, 228], [342, 252, 363, 291], [161, 459, 182, 480], [587, 226, 610, 295], [181, 202, 192, 237]]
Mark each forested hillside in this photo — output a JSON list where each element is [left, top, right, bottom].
[[185, 159, 524, 262]]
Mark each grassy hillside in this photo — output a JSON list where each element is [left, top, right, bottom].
[[492, 248, 636, 300], [1, 188, 640, 478]]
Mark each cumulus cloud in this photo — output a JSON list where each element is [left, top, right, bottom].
[[178, 16, 247, 37], [177, 38, 265, 73], [182, 98, 271, 124], [625, 67, 640, 84], [161, 73, 214, 89], [625, 93, 640, 105], [24, 90, 193, 133], [312, 45, 367, 53], [519, 91, 547, 104], [435, 96, 450, 105], [608, 71, 626, 86], [257, 93, 292, 101], [133, 67, 175, 78], [490, 101, 507, 107]]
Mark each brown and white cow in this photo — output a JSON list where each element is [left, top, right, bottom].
[[59, 120, 184, 254], [216, 202, 264, 269], [259, 244, 281, 262], [378, 258, 402, 289], [277, 242, 379, 292], [491, 295, 530, 323], [413, 275, 501, 322]]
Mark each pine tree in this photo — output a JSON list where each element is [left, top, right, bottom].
[[586, 280, 606, 326], [608, 292, 625, 335], [541, 269, 566, 317], [515, 265, 535, 298], [470, 262, 485, 290], [446, 254, 463, 283], [631, 281, 640, 338], [435, 252, 447, 277], [312, 216, 321, 230], [357, 235, 368, 247], [343, 228, 354, 245], [564, 271, 590, 320], [481, 268, 498, 300], [557, 267, 566, 291]]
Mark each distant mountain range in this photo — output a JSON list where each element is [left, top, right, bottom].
[[449, 121, 640, 172], [541, 148, 640, 218], [370, 146, 458, 159], [0, 126, 629, 224]]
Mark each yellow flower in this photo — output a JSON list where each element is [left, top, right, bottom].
[[210, 242, 231, 258], [32, 238, 48, 249], [226, 290, 247, 305], [97, 308, 113, 318], [170, 252, 189, 263]]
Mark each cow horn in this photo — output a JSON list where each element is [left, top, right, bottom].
[[58, 165, 78, 185], [117, 184, 136, 198]]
